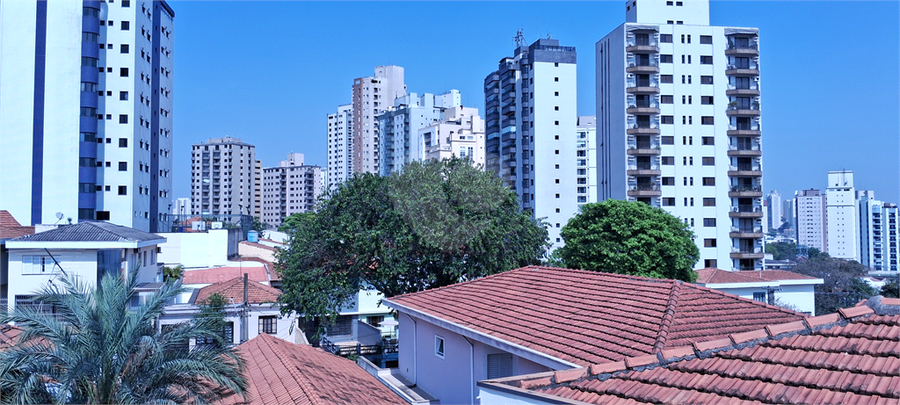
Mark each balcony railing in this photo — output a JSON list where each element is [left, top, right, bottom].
[[627, 97, 659, 109], [728, 144, 760, 152], [729, 165, 761, 172], [628, 142, 659, 150], [732, 247, 764, 254], [629, 184, 660, 191], [730, 185, 761, 193], [732, 226, 763, 234], [726, 40, 759, 51], [627, 164, 659, 171], [731, 205, 762, 213]]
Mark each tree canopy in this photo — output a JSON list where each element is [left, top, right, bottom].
[[276, 158, 549, 329], [792, 257, 877, 315], [0, 271, 246, 404], [556, 199, 699, 282]]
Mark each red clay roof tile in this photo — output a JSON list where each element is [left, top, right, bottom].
[[730, 328, 768, 344], [692, 337, 732, 352], [839, 306, 875, 319], [195, 277, 281, 305], [806, 313, 842, 328], [0, 211, 35, 239], [765, 320, 807, 337], [590, 361, 626, 375], [553, 368, 587, 384], [182, 266, 269, 285]]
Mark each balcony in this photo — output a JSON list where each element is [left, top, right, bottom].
[[626, 98, 660, 114], [730, 246, 765, 259], [626, 164, 660, 176], [726, 103, 761, 117], [726, 83, 760, 97], [626, 123, 660, 135], [728, 165, 762, 177], [626, 84, 660, 94], [729, 205, 763, 218], [627, 184, 661, 197], [730, 226, 764, 239], [728, 185, 762, 197], [727, 124, 761, 136], [626, 142, 660, 155], [625, 34, 659, 53], [727, 143, 761, 157], [725, 40, 759, 56], [626, 55, 660, 74], [725, 63, 759, 76]]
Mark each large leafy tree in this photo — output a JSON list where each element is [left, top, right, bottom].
[[792, 257, 877, 315], [277, 158, 549, 329], [557, 199, 699, 282], [0, 271, 247, 404]]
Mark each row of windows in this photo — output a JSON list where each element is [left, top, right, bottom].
[[659, 115, 714, 125], [661, 197, 718, 207], [660, 75, 714, 85]]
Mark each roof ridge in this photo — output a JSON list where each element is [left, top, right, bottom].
[[652, 280, 680, 352], [257, 334, 321, 405], [684, 281, 806, 316]]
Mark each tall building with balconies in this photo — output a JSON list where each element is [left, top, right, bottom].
[[796, 189, 827, 253], [352, 66, 406, 175], [576, 116, 598, 207], [261, 153, 322, 228], [596, 0, 763, 270], [883, 203, 899, 272], [326, 104, 352, 190], [421, 106, 486, 167], [826, 170, 859, 261], [0, 0, 175, 232], [766, 190, 783, 233], [483, 36, 579, 249], [190, 137, 259, 217], [858, 191, 884, 271], [378, 91, 461, 176]]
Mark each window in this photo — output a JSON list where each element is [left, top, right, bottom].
[[702, 177, 715, 186], [681, 55, 685, 64], [662, 177, 675, 186], [700, 55, 713, 64], [660, 75, 673, 84], [663, 198, 675, 206], [81, 57, 98, 67], [554, 77, 559, 82], [259, 316, 277, 335], [79, 182, 95, 193], [80, 82, 98, 92], [120, 91, 128, 100], [660, 54, 673, 63], [700, 35, 712, 44], [681, 75, 686, 84], [704, 259, 717, 268], [701, 96, 714, 105], [661, 136, 674, 145], [78, 157, 96, 167], [367, 316, 385, 327], [487, 353, 513, 379], [120, 67, 129, 77], [702, 157, 715, 165], [661, 115, 674, 124], [703, 198, 716, 206], [704, 238, 717, 247], [97, 211, 110, 220], [120, 44, 129, 53], [118, 162, 127, 171], [703, 218, 716, 227], [554, 92, 559, 96], [701, 116, 714, 125], [701, 75, 714, 84], [120, 21, 130, 30], [661, 95, 673, 104], [119, 138, 128, 147], [660, 34, 672, 43], [753, 292, 766, 302], [327, 315, 352, 336], [702, 136, 714, 145], [122, 0, 130, 6], [680, 34, 685, 44], [197, 322, 234, 346], [118, 186, 127, 195], [22, 256, 62, 275], [661, 156, 674, 165], [435, 335, 445, 358], [80, 132, 97, 142], [80, 107, 97, 117], [118, 114, 128, 124]]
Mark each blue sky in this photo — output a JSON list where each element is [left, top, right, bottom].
[[169, 1, 899, 204]]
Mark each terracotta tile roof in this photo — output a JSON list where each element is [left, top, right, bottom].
[[232, 257, 277, 281], [695, 268, 818, 284], [182, 266, 269, 285], [0, 325, 22, 349], [385, 266, 805, 367], [9, 221, 163, 243], [0, 211, 34, 239], [498, 296, 900, 405], [194, 278, 281, 305], [240, 241, 279, 252], [219, 333, 405, 405]]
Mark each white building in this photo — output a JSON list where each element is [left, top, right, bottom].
[[190, 137, 260, 217], [883, 203, 899, 273], [171, 197, 190, 216], [483, 37, 579, 249], [326, 104, 352, 190], [354, 66, 407, 176], [378, 91, 461, 176], [260, 153, 322, 228], [0, 1, 175, 232], [422, 106, 487, 167], [826, 170, 858, 260], [576, 116, 598, 207], [796, 188, 827, 253], [3, 221, 166, 312], [596, 0, 764, 271], [782, 197, 796, 230], [766, 190, 783, 233], [694, 268, 823, 316]]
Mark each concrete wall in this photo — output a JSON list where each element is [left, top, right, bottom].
[[157, 229, 233, 268], [480, 384, 562, 405]]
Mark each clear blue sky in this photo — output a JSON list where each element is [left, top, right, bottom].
[[169, 1, 899, 204]]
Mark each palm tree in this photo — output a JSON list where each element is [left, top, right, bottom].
[[0, 270, 247, 404]]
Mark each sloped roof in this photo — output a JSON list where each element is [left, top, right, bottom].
[[741, 269, 820, 281], [8, 221, 163, 243], [497, 297, 900, 405], [182, 266, 269, 285], [219, 333, 405, 405], [385, 266, 805, 367], [0, 211, 34, 239], [239, 241, 279, 252], [0, 325, 22, 349], [696, 268, 819, 284], [194, 278, 281, 305]]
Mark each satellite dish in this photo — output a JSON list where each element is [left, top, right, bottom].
[[55, 212, 64, 224]]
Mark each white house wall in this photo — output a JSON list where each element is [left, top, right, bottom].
[[6, 249, 99, 310], [157, 230, 230, 268]]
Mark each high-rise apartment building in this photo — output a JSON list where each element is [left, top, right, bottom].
[[883, 203, 899, 272], [576, 116, 598, 207], [766, 190, 783, 232], [858, 191, 883, 271], [795, 189, 827, 253], [379, 91, 461, 176], [596, 0, 763, 270], [0, 0, 175, 232], [172, 197, 190, 216], [352, 66, 406, 175], [260, 153, 322, 228], [484, 37, 579, 249], [782, 198, 796, 230], [326, 104, 352, 190], [190, 137, 259, 217], [826, 170, 858, 260], [420, 106, 486, 167]]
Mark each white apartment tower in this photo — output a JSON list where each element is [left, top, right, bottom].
[[190, 137, 259, 217], [858, 191, 884, 271], [379, 91, 461, 176], [0, 0, 175, 232], [576, 116, 598, 207], [796, 189, 827, 253], [352, 66, 406, 175], [826, 170, 859, 260], [596, 0, 763, 270], [420, 106, 486, 167], [483, 37, 579, 249], [326, 104, 352, 190], [883, 204, 899, 272], [261, 153, 322, 228], [766, 190, 783, 232]]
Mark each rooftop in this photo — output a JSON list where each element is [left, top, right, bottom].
[[182, 265, 269, 286], [194, 278, 281, 305], [489, 296, 900, 405], [695, 268, 820, 284], [219, 333, 405, 405], [385, 266, 805, 367], [7, 221, 164, 245], [0, 211, 34, 239]]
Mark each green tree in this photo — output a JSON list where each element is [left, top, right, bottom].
[[880, 279, 899, 298], [278, 212, 316, 233], [792, 257, 877, 315], [556, 199, 699, 282], [251, 216, 267, 234], [163, 264, 183, 282], [765, 242, 797, 261], [0, 271, 247, 404], [277, 158, 548, 332], [196, 293, 229, 348]]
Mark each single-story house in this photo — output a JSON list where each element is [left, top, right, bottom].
[[695, 268, 823, 315]]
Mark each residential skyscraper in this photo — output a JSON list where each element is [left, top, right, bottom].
[[190, 137, 259, 217], [326, 104, 352, 190], [260, 153, 322, 228], [379, 91, 461, 176], [782, 198, 796, 230], [826, 170, 858, 260], [596, 0, 763, 270], [766, 190, 783, 232], [883, 203, 899, 272], [172, 197, 190, 216], [857, 191, 883, 271], [420, 106, 486, 166], [352, 66, 406, 175], [796, 189, 827, 253], [0, 0, 175, 232], [576, 116, 598, 207], [483, 36, 579, 249]]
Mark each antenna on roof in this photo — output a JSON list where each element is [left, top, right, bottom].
[[514, 29, 526, 47]]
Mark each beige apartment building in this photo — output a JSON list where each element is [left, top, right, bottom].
[[261, 153, 322, 228], [191, 137, 260, 217], [421, 106, 486, 167]]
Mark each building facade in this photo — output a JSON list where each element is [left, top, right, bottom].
[[190, 137, 259, 217], [483, 37, 579, 249], [378, 91, 461, 176], [421, 106, 486, 167], [826, 170, 858, 260], [352, 66, 406, 175], [782, 197, 796, 230], [858, 191, 883, 271], [596, 0, 763, 270], [883, 203, 899, 272], [260, 153, 322, 228], [326, 104, 352, 190], [766, 190, 783, 233], [795, 189, 827, 253], [0, 0, 175, 232]]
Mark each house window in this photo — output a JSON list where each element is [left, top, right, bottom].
[[327, 315, 352, 336], [704, 238, 717, 247], [119, 138, 128, 147], [662, 177, 675, 186], [15, 295, 57, 315], [701, 116, 714, 125], [118, 162, 127, 171], [702, 136, 714, 145], [702, 177, 715, 186], [661, 136, 674, 145], [662, 198, 675, 206], [22, 256, 61, 275], [259, 316, 277, 335], [197, 322, 234, 346], [661, 116, 674, 124], [120, 68, 129, 77], [661, 95, 673, 104], [120, 21, 130, 30], [700, 55, 713, 64], [702, 157, 715, 165], [701, 96, 714, 105], [703, 198, 716, 206], [120, 91, 128, 100], [435, 335, 445, 359], [660, 34, 672, 43], [753, 292, 766, 302], [700, 76, 714, 84], [661, 156, 674, 165], [660, 75, 673, 84], [700, 35, 712, 44], [487, 353, 513, 379], [660, 54, 673, 63], [704, 259, 717, 268], [120, 44, 129, 53], [703, 218, 716, 227], [367, 316, 384, 327], [118, 186, 127, 195]]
